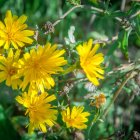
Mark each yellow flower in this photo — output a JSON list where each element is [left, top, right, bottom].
[[19, 43, 67, 92], [0, 48, 22, 89], [90, 93, 106, 108], [0, 10, 34, 49], [18, 43, 67, 92], [77, 39, 104, 86], [16, 91, 57, 133], [62, 106, 90, 129]]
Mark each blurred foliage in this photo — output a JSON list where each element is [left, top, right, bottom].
[[0, 0, 140, 140]]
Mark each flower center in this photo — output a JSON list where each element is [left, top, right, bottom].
[[8, 68, 17, 76], [29, 105, 38, 112], [7, 32, 14, 41], [85, 59, 91, 65], [67, 118, 75, 125]]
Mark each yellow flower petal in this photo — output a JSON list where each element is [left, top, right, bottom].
[[18, 43, 67, 91], [17, 15, 27, 24], [77, 39, 104, 86], [0, 10, 34, 49], [16, 91, 57, 133], [0, 49, 21, 89], [62, 106, 90, 130]]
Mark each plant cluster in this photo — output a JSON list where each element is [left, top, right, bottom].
[[0, 0, 140, 140]]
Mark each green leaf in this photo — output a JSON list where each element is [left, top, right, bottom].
[[122, 31, 128, 50], [0, 105, 20, 140], [135, 16, 140, 39], [118, 29, 132, 58]]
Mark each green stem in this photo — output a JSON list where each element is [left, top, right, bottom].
[[88, 109, 100, 139], [53, 5, 104, 27], [62, 61, 80, 75], [102, 71, 137, 118], [58, 77, 86, 83], [53, 4, 140, 28]]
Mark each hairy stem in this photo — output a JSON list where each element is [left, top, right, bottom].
[[53, 5, 104, 27], [53, 4, 140, 27], [103, 71, 137, 118]]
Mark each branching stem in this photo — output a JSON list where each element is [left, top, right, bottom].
[[53, 4, 140, 28], [53, 5, 104, 27]]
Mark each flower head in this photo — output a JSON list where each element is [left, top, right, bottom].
[[77, 39, 104, 86], [18, 43, 67, 92], [90, 93, 106, 108], [16, 91, 57, 133], [0, 48, 21, 89], [62, 106, 90, 129], [0, 10, 34, 49]]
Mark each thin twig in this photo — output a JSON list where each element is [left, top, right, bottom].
[[103, 71, 137, 118], [59, 77, 87, 83], [45, 4, 140, 36], [107, 60, 140, 76], [93, 35, 118, 44], [121, 0, 126, 11], [53, 5, 104, 27], [52, 4, 124, 27], [130, 10, 140, 19], [115, 17, 122, 22], [53, 5, 82, 26], [87, 14, 97, 32]]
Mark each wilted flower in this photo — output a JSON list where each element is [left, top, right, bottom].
[[90, 93, 106, 108]]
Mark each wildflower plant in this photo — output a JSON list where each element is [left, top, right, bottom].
[[18, 43, 67, 92], [0, 1, 140, 140], [16, 91, 57, 133], [77, 39, 104, 86], [0, 49, 21, 89], [61, 106, 90, 129], [0, 10, 34, 49]]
